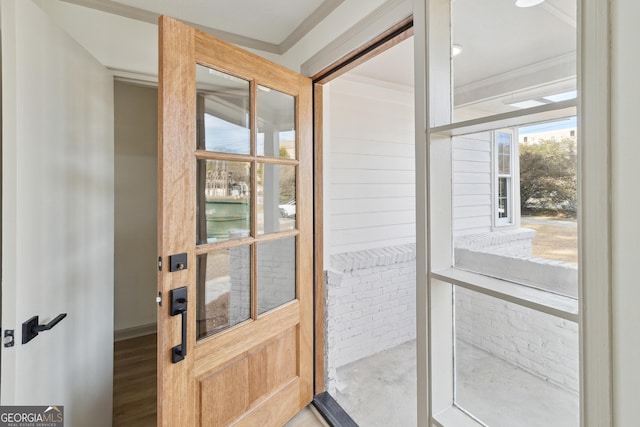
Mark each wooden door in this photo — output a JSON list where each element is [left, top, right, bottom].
[[157, 16, 313, 427]]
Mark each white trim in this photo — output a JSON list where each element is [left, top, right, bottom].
[[454, 53, 576, 108], [413, 0, 429, 425], [417, 0, 609, 425], [578, 0, 613, 425], [433, 405, 484, 427], [432, 268, 579, 322], [110, 67, 158, 86], [430, 100, 576, 137], [59, 0, 344, 55], [279, 0, 345, 53], [301, 0, 413, 77]]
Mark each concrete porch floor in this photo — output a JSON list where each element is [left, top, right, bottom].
[[333, 339, 579, 426]]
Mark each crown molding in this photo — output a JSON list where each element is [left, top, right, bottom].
[[60, 0, 344, 55]]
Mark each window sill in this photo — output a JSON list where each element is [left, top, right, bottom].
[[431, 267, 578, 322], [429, 99, 576, 137], [433, 406, 484, 427]]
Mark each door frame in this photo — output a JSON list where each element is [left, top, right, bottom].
[[310, 12, 414, 411]]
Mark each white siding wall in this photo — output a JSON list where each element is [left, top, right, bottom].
[[325, 75, 415, 254], [452, 133, 493, 236]]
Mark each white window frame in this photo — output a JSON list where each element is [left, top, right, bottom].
[[493, 129, 519, 228], [413, 0, 612, 426]]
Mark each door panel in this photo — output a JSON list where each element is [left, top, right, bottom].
[[158, 16, 313, 427]]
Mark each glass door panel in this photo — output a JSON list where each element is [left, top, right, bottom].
[[196, 159, 251, 244], [257, 237, 296, 315], [196, 64, 251, 154], [193, 65, 301, 338], [257, 163, 296, 234], [196, 247, 251, 340], [257, 86, 296, 158]]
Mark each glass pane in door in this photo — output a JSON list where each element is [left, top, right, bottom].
[[257, 237, 296, 315], [196, 246, 251, 340], [257, 163, 296, 234], [196, 64, 250, 154], [257, 86, 296, 158], [197, 160, 251, 244]]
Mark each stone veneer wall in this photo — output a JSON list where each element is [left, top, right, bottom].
[[325, 244, 417, 393]]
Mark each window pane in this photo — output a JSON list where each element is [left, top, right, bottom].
[[257, 163, 296, 234], [197, 160, 250, 244], [448, 0, 577, 124], [257, 237, 296, 315], [196, 64, 250, 154], [498, 177, 509, 219], [196, 247, 251, 340], [455, 286, 579, 426], [452, 119, 578, 297], [257, 86, 296, 158], [497, 132, 511, 175]]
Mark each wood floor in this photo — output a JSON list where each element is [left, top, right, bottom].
[[113, 334, 157, 426], [112, 334, 327, 426]]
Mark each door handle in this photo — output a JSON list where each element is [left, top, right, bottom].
[[22, 313, 67, 344], [170, 287, 187, 363]]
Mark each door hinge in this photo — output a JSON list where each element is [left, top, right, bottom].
[[156, 292, 162, 307], [3, 330, 15, 348], [158, 256, 162, 272]]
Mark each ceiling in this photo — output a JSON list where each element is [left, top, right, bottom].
[[61, 0, 346, 54], [111, 0, 328, 44], [58, 0, 577, 118], [350, 0, 577, 118]]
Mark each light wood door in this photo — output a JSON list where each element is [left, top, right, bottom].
[[157, 16, 313, 427]]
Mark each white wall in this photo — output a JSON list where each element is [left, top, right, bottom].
[[33, 0, 158, 76], [114, 81, 157, 334], [324, 75, 415, 255], [611, 0, 640, 424], [1, 1, 113, 425], [452, 133, 492, 236]]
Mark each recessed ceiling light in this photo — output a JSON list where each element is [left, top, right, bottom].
[[452, 44, 463, 57], [543, 90, 577, 102], [515, 0, 545, 7], [508, 100, 547, 109]]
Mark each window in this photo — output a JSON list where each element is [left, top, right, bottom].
[[495, 130, 514, 226], [421, 0, 583, 425]]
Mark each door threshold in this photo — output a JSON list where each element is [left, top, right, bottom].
[[313, 392, 359, 427]]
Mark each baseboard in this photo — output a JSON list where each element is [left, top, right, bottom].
[[114, 322, 157, 341]]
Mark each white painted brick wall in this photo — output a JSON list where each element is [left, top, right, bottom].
[[325, 244, 416, 393], [229, 238, 296, 323], [229, 246, 251, 325], [455, 228, 536, 258], [456, 287, 579, 392], [324, 242, 579, 395]]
